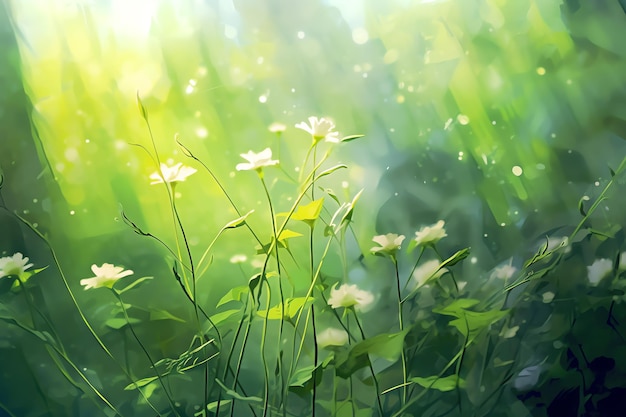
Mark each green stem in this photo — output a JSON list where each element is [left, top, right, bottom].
[[113, 290, 180, 417], [392, 257, 407, 406], [352, 310, 384, 416]]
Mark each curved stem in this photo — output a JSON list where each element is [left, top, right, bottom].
[[392, 257, 407, 406]]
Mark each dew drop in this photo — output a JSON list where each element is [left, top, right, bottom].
[[512, 166, 523, 176]]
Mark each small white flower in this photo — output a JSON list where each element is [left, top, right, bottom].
[[542, 291, 555, 303], [236, 148, 279, 171], [414, 220, 447, 247], [491, 261, 517, 281], [268, 122, 286, 133], [229, 254, 248, 264], [150, 162, 197, 185], [0, 253, 34, 278], [317, 328, 349, 348], [413, 259, 447, 288], [80, 263, 134, 290], [370, 233, 405, 255], [295, 116, 340, 143], [328, 283, 374, 311], [587, 258, 613, 286]]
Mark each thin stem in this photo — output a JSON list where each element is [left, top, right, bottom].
[[352, 310, 384, 417], [392, 257, 407, 406], [113, 290, 180, 417]]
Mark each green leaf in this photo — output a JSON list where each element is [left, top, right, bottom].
[[411, 375, 466, 392], [578, 197, 587, 217], [223, 210, 254, 229], [433, 299, 481, 317], [439, 248, 471, 268], [136, 92, 148, 121], [320, 187, 340, 204], [248, 273, 262, 301], [209, 309, 242, 326], [149, 309, 185, 323], [117, 276, 153, 294], [216, 286, 248, 307], [277, 229, 303, 244], [340, 134, 365, 143], [214, 378, 262, 402], [291, 198, 324, 226], [313, 164, 348, 183], [105, 317, 141, 330], [289, 364, 321, 387], [124, 376, 158, 390], [195, 400, 232, 416], [448, 309, 509, 339], [336, 329, 409, 378], [257, 297, 313, 320]]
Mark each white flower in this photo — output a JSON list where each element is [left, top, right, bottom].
[[370, 233, 405, 255], [295, 116, 340, 143], [0, 253, 34, 278], [80, 263, 134, 290], [229, 254, 248, 264], [491, 261, 517, 281], [412, 259, 447, 288], [587, 258, 612, 286], [317, 328, 349, 348], [150, 162, 197, 185], [268, 122, 286, 133], [542, 291, 555, 303], [328, 283, 374, 311], [414, 220, 447, 247], [236, 148, 279, 171]]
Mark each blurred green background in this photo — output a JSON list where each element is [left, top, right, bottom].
[[1, 0, 626, 416]]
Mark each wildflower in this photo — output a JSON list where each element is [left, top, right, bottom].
[[150, 162, 197, 185], [268, 122, 286, 133], [317, 328, 349, 348], [491, 261, 517, 281], [414, 220, 447, 247], [0, 253, 33, 278], [80, 263, 134, 290], [236, 148, 279, 171], [328, 283, 374, 311], [370, 233, 405, 256], [229, 254, 248, 264], [587, 258, 612, 286], [295, 116, 339, 143], [413, 259, 447, 288]]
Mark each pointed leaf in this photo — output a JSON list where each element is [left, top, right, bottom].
[[223, 210, 254, 229], [149, 309, 186, 323], [117, 276, 153, 294], [439, 248, 471, 268], [105, 317, 141, 330], [411, 375, 466, 392], [217, 286, 248, 307], [209, 309, 242, 326], [340, 134, 365, 143], [125, 376, 158, 390], [291, 198, 324, 225], [136, 92, 148, 121], [214, 378, 262, 402]]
